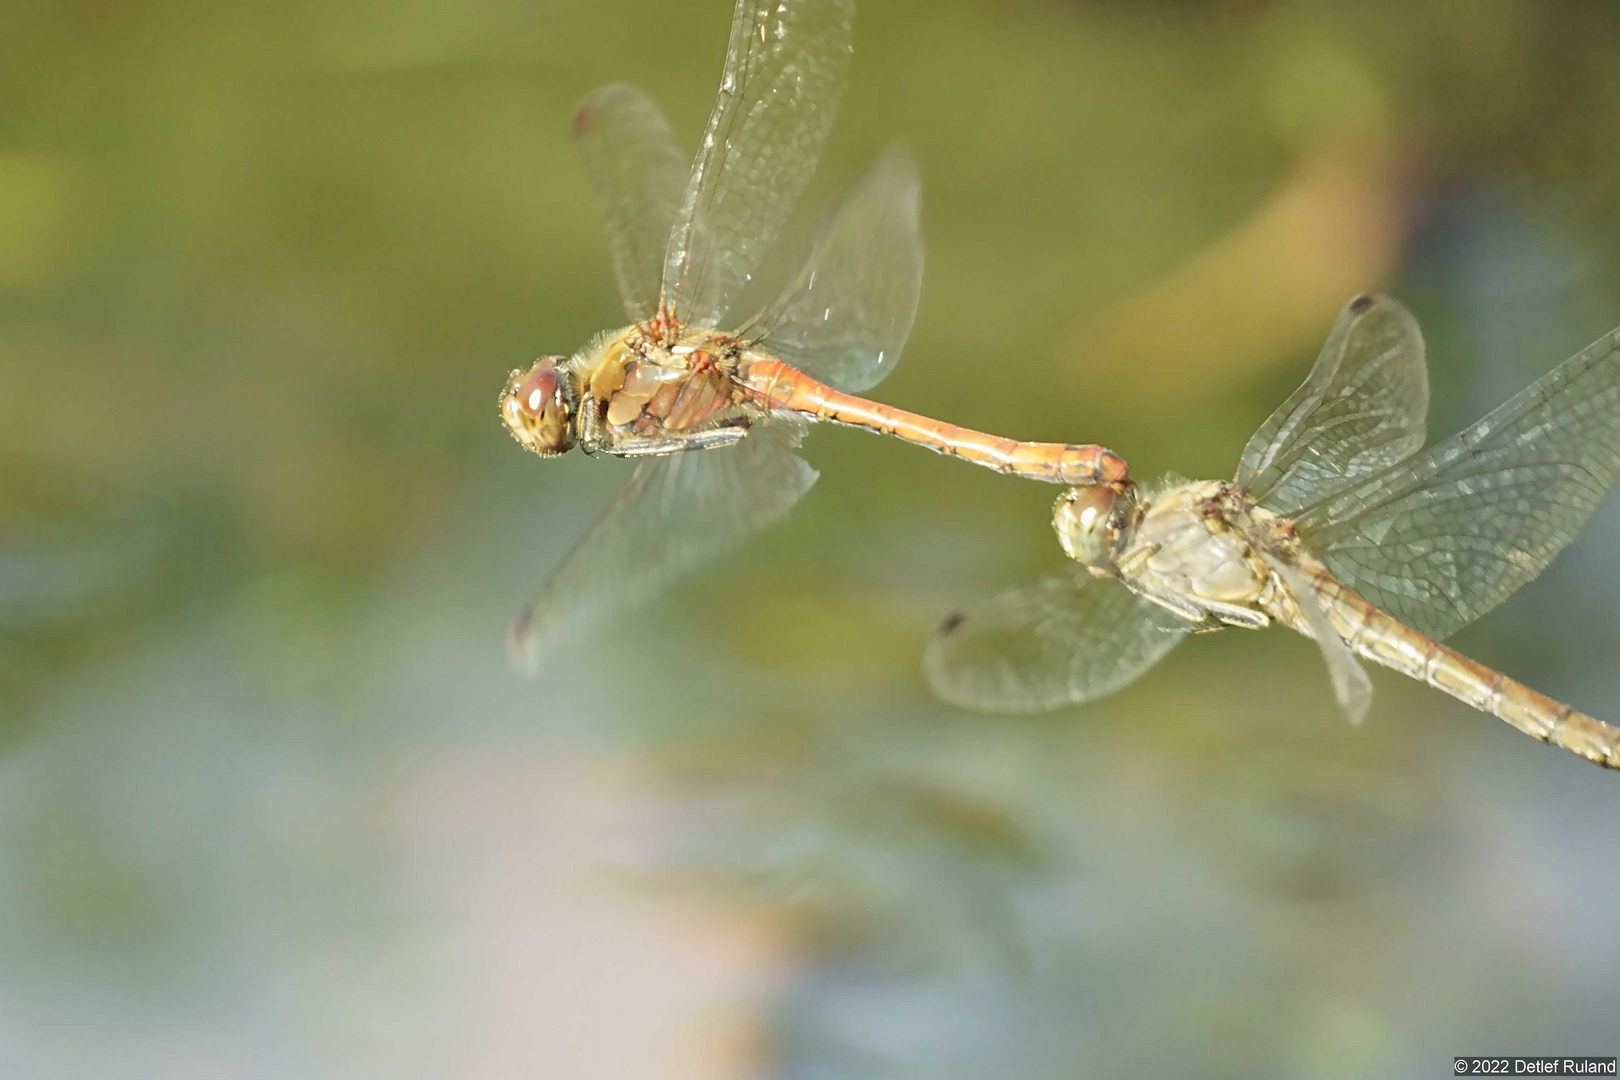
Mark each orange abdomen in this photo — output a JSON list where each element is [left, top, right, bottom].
[[742, 358, 1128, 487]]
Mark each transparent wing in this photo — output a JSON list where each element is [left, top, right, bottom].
[[925, 571, 1188, 712], [661, 0, 855, 328], [1272, 561, 1372, 725], [1237, 294, 1429, 516], [572, 84, 691, 322], [742, 145, 922, 393], [1298, 323, 1620, 641], [509, 418, 817, 670]]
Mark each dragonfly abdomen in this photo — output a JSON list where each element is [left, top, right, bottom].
[[1310, 570, 1620, 770], [742, 358, 1128, 486]]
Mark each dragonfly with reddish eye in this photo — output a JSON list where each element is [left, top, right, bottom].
[[929, 294, 1620, 772], [501, 0, 1126, 667]]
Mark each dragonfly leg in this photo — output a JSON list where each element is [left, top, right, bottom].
[[1128, 585, 1211, 625], [606, 425, 750, 456], [1196, 598, 1270, 630], [1113, 543, 1157, 577], [1183, 616, 1234, 636]]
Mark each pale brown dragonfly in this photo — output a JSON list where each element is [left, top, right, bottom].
[[929, 294, 1620, 771], [501, 0, 1125, 666]]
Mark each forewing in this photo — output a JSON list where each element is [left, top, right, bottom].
[[1299, 323, 1620, 641], [509, 418, 817, 670], [742, 146, 922, 393], [925, 571, 1187, 713], [573, 84, 691, 322], [1237, 295, 1428, 516], [661, 0, 855, 328]]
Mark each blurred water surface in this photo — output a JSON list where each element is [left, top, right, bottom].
[[3, 0, 1620, 1076]]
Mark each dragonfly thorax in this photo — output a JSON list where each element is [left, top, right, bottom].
[[1107, 479, 1301, 628], [568, 323, 755, 454]]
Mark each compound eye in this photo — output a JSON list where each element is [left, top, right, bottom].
[[500, 357, 574, 457], [516, 363, 558, 417], [1069, 486, 1114, 531], [1053, 486, 1118, 568]]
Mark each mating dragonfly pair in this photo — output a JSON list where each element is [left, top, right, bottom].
[[501, 0, 1620, 772]]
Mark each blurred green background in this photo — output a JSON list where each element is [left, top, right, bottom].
[[4, 0, 1620, 1075]]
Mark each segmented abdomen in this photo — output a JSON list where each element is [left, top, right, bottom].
[[742, 358, 1128, 487], [1308, 568, 1620, 770]]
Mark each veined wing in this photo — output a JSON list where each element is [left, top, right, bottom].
[[1271, 560, 1372, 725], [509, 418, 817, 670], [1299, 322, 1620, 641], [926, 570, 1187, 712], [573, 84, 691, 322], [741, 146, 922, 393], [661, 0, 855, 328], [1237, 294, 1428, 516]]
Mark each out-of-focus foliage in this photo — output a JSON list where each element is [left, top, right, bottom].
[[3, 0, 1620, 1076]]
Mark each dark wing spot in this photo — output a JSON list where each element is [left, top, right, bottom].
[[571, 102, 596, 139], [506, 605, 536, 659], [937, 611, 967, 636], [1348, 293, 1375, 313]]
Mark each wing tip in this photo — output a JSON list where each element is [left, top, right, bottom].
[[506, 605, 543, 675], [922, 611, 1048, 715], [1342, 292, 1419, 331], [571, 96, 603, 140], [871, 143, 922, 216], [572, 82, 643, 140]]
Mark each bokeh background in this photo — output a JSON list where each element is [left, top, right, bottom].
[[4, 0, 1620, 1076]]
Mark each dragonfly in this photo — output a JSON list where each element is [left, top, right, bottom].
[[928, 294, 1620, 771], [500, 0, 1126, 666]]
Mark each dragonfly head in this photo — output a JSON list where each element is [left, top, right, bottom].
[[501, 357, 577, 456], [1053, 484, 1136, 572]]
